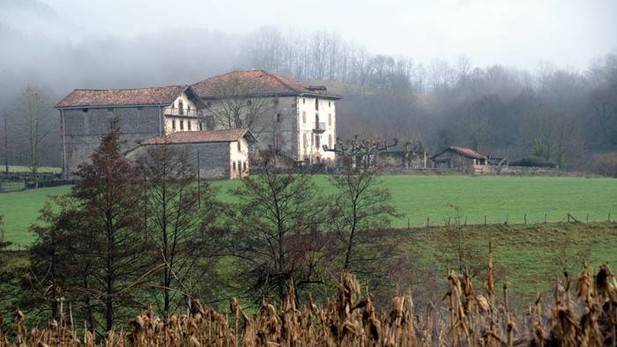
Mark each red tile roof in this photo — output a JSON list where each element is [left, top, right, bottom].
[[192, 70, 341, 99], [432, 146, 486, 160], [141, 129, 252, 145], [56, 85, 186, 108]]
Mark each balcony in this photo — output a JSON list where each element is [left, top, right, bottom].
[[164, 107, 200, 117], [312, 122, 327, 134]]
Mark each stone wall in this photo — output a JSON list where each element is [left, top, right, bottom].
[[61, 106, 163, 178], [126, 142, 231, 179]]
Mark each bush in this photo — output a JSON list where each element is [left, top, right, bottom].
[[592, 152, 617, 177]]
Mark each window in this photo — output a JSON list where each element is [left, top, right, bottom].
[[172, 119, 176, 130], [232, 161, 236, 171], [302, 98, 306, 104], [178, 100, 183, 115], [188, 105, 191, 114], [273, 98, 279, 105], [303, 133, 307, 149], [328, 113, 332, 126], [243, 162, 247, 171], [328, 134, 332, 148], [328, 101, 331, 107], [238, 160, 241, 172], [315, 114, 319, 128], [188, 121, 192, 130], [107, 107, 113, 112], [237, 141, 241, 152], [199, 122, 203, 131], [246, 99, 252, 106], [180, 120, 184, 130], [276, 113, 281, 123], [302, 111, 306, 124], [137, 106, 144, 110], [315, 134, 320, 149], [82, 108, 88, 112], [315, 98, 319, 110]]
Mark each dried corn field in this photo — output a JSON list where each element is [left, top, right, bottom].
[[1, 254, 616, 346]]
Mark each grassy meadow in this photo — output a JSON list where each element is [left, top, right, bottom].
[[0, 175, 616, 246]]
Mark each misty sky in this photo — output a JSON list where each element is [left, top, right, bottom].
[[2, 0, 616, 71]]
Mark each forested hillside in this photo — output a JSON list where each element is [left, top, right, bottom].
[[1, 25, 616, 171]]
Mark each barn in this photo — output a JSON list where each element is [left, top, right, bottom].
[[125, 129, 256, 180], [430, 146, 488, 174]]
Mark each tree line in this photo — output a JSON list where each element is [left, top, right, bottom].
[[0, 122, 397, 335], [1, 28, 616, 174]]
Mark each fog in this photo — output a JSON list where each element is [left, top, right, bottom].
[[1, 0, 616, 171], [2, 0, 616, 96]]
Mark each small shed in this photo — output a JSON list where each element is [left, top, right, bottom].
[[126, 128, 256, 179], [376, 141, 428, 169], [431, 146, 488, 173]]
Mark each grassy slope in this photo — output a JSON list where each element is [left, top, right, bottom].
[[379, 222, 617, 308], [0, 175, 616, 246]]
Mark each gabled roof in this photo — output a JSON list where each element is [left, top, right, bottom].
[[431, 146, 486, 160], [141, 129, 255, 145], [56, 85, 202, 108], [191, 70, 341, 100]]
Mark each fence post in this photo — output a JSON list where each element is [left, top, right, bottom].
[[524, 214, 527, 225], [484, 216, 487, 225], [464, 216, 467, 226], [586, 214, 589, 224], [544, 213, 547, 224], [407, 217, 410, 231], [426, 217, 430, 228], [609, 213, 612, 222]]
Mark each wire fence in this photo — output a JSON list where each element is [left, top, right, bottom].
[[402, 212, 615, 230]]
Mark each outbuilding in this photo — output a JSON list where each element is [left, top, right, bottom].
[[125, 128, 256, 179], [431, 146, 488, 174]]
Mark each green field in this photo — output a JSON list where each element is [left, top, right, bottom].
[[0, 175, 616, 246]]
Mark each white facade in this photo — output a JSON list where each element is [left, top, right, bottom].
[[297, 96, 336, 164], [163, 92, 203, 133], [229, 138, 250, 179]]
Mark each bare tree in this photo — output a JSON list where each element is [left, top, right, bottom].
[[19, 87, 53, 187], [226, 157, 328, 301], [329, 169, 397, 271], [138, 141, 222, 316], [204, 75, 273, 133]]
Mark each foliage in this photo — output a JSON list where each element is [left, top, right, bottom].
[[29, 121, 151, 333]]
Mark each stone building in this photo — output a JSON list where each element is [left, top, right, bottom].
[[56, 70, 340, 178], [431, 146, 488, 174], [191, 70, 341, 165], [56, 85, 205, 178], [125, 129, 255, 179]]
